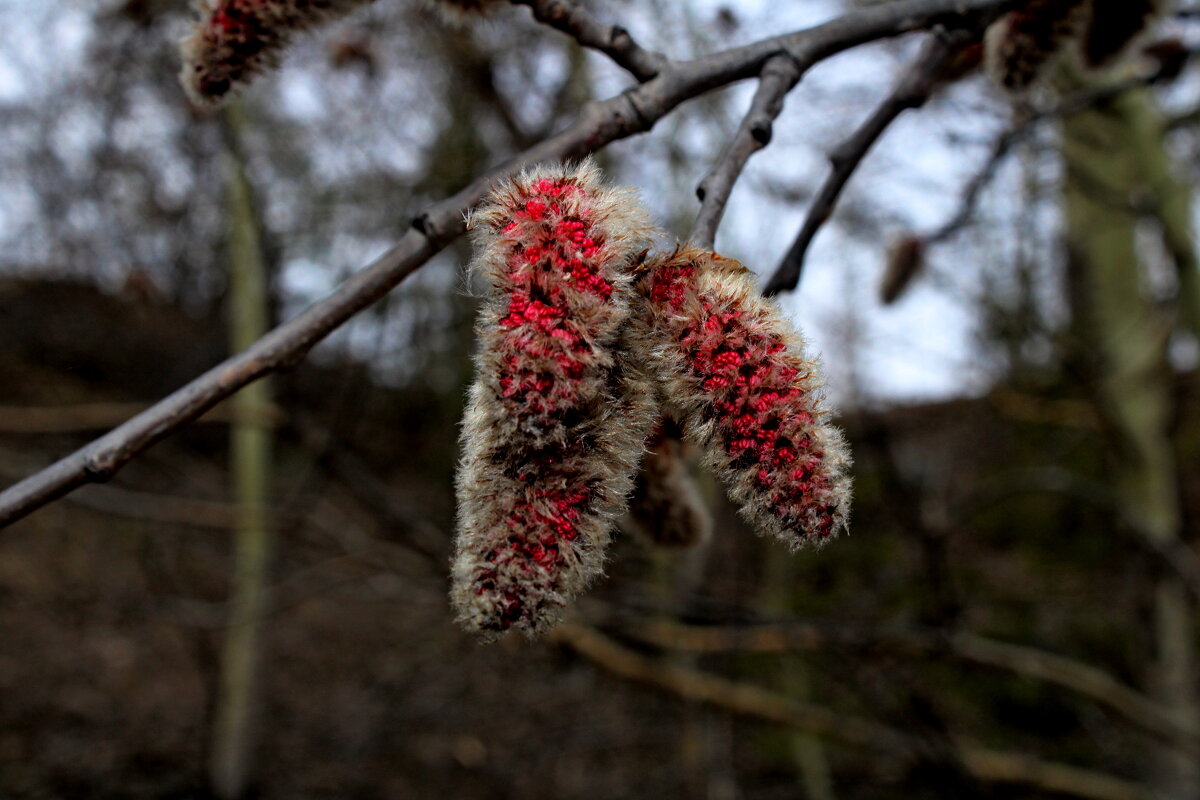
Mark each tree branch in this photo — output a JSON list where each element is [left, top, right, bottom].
[[623, 618, 1200, 753], [764, 26, 973, 296], [927, 56, 1196, 245], [690, 53, 801, 249], [510, 0, 667, 82], [0, 0, 1016, 529], [553, 621, 1154, 800]]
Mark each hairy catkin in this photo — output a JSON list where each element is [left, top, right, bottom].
[[179, 0, 377, 105], [452, 160, 657, 638], [984, 0, 1091, 92], [628, 424, 712, 549], [630, 247, 852, 549], [180, 0, 505, 105]]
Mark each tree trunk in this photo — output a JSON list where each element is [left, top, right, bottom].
[[760, 548, 836, 800], [1062, 85, 1199, 799], [209, 99, 275, 800]]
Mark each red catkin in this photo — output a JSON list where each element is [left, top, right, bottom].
[[452, 160, 656, 638], [631, 247, 852, 549], [179, 0, 377, 106]]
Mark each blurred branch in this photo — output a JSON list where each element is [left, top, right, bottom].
[[928, 55, 1197, 246], [624, 618, 1200, 753], [511, 0, 667, 82], [970, 466, 1200, 607], [690, 54, 800, 248], [554, 621, 1154, 800], [0, 401, 284, 433], [552, 621, 911, 752], [0, 0, 1018, 529], [764, 26, 972, 296]]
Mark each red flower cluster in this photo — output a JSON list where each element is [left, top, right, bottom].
[[453, 166, 852, 640], [631, 248, 851, 549], [452, 161, 655, 638], [179, 0, 376, 105]]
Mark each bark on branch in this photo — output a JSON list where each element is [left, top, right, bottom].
[[763, 26, 974, 295], [690, 53, 801, 249]]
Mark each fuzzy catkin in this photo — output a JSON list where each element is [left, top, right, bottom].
[[628, 424, 712, 549], [452, 160, 657, 638], [630, 247, 852, 549], [984, 0, 1091, 92], [180, 0, 377, 105]]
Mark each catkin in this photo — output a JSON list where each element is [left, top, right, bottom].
[[984, 0, 1091, 92], [630, 247, 852, 549], [452, 160, 657, 638], [627, 424, 712, 549], [180, 0, 377, 105]]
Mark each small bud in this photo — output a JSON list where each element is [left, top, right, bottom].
[[631, 247, 852, 550], [452, 160, 657, 638], [880, 235, 926, 306], [628, 424, 713, 549], [179, 0, 376, 107], [983, 0, 1091, 93]]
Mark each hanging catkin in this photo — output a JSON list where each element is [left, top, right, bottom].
[[180, 0, 377, 105], [452, 160, 657, 638], [630, 247, 852, 549], [179, 0, 504, 106]]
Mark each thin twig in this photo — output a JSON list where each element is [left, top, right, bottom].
[[554, 621, 1154, 800], [690, 53, 801, 249], [0, 0, 1016, 529], [928, 57, 1196, 244], [510, 0, 667, 82], [623, 618, 1200, 754], [763, 27, 973, 296]]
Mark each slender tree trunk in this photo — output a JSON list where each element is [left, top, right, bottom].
[[1062, 86, 1199, 799], [760, 549, 836, 800], [209, 99, 275, 800]]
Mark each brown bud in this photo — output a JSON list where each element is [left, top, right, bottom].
[[880, 235, 926, 306], [628, 424, 713, 550]]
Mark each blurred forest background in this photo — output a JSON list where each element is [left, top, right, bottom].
[[2, 0, 1200, 798]]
